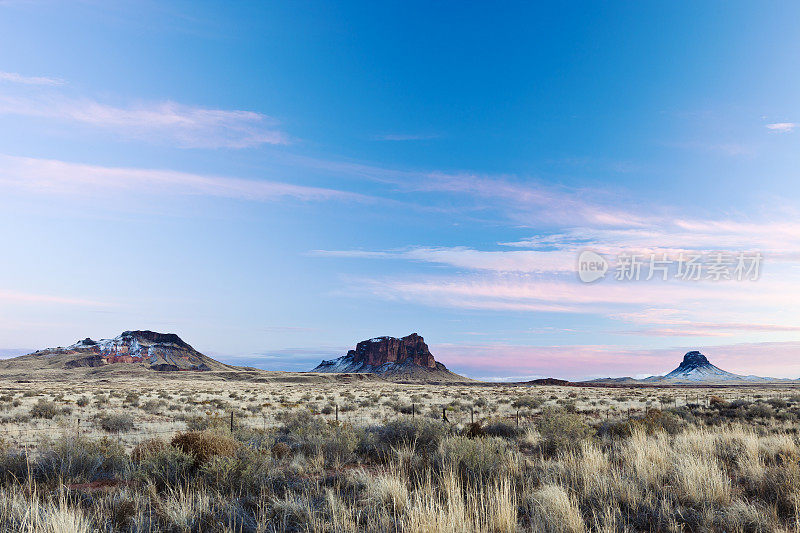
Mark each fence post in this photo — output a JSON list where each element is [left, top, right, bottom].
[[442, 407, 448, 423], [471, 409, 474, 424], [230, 411, 234, 433], [516, 410, 519, 427], [412, 403, 415, 420], [335, 404, 338, 423]]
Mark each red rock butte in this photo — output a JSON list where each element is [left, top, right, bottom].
[[347, 333, 437, 369]]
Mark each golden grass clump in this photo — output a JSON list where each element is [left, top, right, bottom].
[[130, 438, 168, 463], [170, 431, 238, 465]]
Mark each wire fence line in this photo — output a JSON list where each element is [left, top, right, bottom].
[[1, 389, 794, 448]]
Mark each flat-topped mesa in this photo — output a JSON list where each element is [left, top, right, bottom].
[[312, 333, 468, 382], [9, 330, 234, 372], [348, 333, 436, 369]]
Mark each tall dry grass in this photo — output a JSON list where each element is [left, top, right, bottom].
[[1, 388, 800, 531]]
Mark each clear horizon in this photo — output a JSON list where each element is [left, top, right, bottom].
[[3, 2, 800, 380]]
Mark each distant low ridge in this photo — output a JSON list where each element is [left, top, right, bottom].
[[587, 350, 788, 385], [312, 333, 469, 382], [0, 330, 234, 373]]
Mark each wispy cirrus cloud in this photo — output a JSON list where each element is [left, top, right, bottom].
[[766, 122, 797, 133], [0, 70, 64, 86], [286, 155, 645, 228], [348, 274, 795, 313], [0, 92, 288, 148], [416, 172, 646, 227], [503, 220, 800, 260], [311, 247, 576, 273], [315, 215, 800, 278], [0, 154, 367, 203], [611, 308, 800, 337]]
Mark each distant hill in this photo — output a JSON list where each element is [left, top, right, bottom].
[[586, 350, 791, 386], [312, 333, 469, 382], [0, 330, 235, 373]]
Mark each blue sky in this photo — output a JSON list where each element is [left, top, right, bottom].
[[2, 1, 800, 380]]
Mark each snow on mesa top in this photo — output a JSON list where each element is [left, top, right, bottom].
[[10, 330, 232, 372], [312, 333, 469, 382]]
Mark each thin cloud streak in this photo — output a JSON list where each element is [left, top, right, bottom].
[[354, 275, 792, 310], [0, 71, 64, 86], [311, 247, 576, 273], [766, 122, 796, 133], [0, 154, 368, 203], [288, 155, 646, 228], [0, 93, 288, 148]]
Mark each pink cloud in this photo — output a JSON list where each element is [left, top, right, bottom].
[[0, 154, 367, 203]]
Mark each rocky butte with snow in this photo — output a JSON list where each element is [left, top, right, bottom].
[[3, 330, 232, 372], [654, 351, 776, 384], [312, 333, 468, 382], [588, 350, 784, 385]]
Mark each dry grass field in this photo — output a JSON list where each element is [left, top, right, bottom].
[[2, 377, 800, 532]]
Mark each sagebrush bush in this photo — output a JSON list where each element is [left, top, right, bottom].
[[483, 421, 523, 440], [599, 409, 687, 438], [321, 424, 362, 465], [274, 410, 363, 465], [436, 435, 515, 483], [512, 396, 544, 409], [199, 446, 276, 494], [96, 412, 136, 433], [171, 431, 239, 466], [30, 399, 58, 419], [130, 437, 168, 463], [132, 445, 194, 489], [536, 407, 593, 455], [35, 436, 127, 483], [363, 418, 448, 459]]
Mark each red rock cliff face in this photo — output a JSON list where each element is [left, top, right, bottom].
[[348, 333, 437, 369]]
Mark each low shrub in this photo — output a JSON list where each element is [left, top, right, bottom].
[[463, 422, 485, 438], [199, 447, 276, 494], [130, 438, 168, 463], [483, 420, 523, 440], [133, 445, 194, 489], [747, 403, 775, 419], [362, 418, 448, 459], [512, 396, 544, 409], [96, 412, 136, 433], [536, 407, 593, 455], [30, 399, 58, 419], [171, 431, 239, 466], [36, 436, 127, 483], [436, 435, 513, 483]]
